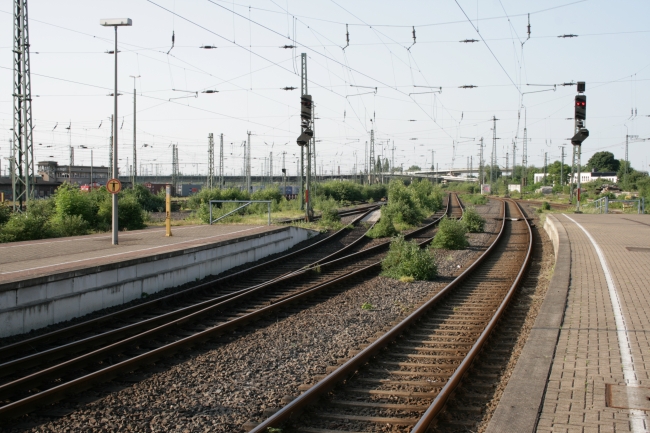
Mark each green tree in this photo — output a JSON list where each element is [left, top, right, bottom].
[[586, 151, 619, 172], [406, 165, 421, 172], [547, 160, 571, 187]]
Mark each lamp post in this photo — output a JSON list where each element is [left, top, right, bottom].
[[101, 18, 132, 245]]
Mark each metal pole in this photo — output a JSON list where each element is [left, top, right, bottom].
[[576, 145, 582, 212], [91, 149, 93, 187], [165, 184, 172, 236], [112, 26, 119, 245]]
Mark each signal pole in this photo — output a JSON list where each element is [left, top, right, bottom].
[[246, 131, 251, 193], [491, 116, 498, 183], [130, 75, 140, 186], [207, 133, 214, 189], [572, 82, 588, 212], [219, 133, 224, 189], [369, 129, 375, 184], [559, 146, 564, 187]]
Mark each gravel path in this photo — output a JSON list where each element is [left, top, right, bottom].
[[6, 200, 501, 433]]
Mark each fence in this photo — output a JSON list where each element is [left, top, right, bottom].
[[593, 196, 645, 214], [209, 200, 273, 225]]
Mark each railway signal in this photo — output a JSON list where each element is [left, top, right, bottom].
[[575, 94, 586, 120]]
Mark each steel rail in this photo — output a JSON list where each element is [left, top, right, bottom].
[[0, 198, 453, 418], [411, 198, 533, 432], [248, 197, 507, 433], [0, 211, 380, 382], [0, 208, 376, 361]]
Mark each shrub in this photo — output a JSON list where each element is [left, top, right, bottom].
[[317, 198, 341, 223], [361, 184, 387, 202], [381, 235, 437, 280], [463, 207, 485, 233], [0, 204, 12, 226], [48, 214, 90, 237], [542, 201, 551, 211], [122, 184, 165, 212], [366, 211, 398, 238], [384, 181, 424, 226], [97, 196, 145, 231], [319, 181, 364, 202], [0, 212, 51, 242], [53, 183, 96, 224], [431, 217, 469, 250]]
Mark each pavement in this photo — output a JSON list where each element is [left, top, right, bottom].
[[486, 213, 650, 433], [0, 224, 278, 285]]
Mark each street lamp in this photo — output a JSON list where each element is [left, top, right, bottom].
[[100, 17, 132, 245]]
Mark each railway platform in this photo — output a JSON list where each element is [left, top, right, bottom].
[[487, 214, 650, 433], [0, 224, 316, 338]]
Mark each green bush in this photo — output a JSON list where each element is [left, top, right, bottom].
[[462, 207, 485, 233], [381, 235, 437, 280], [361, 184, 387, 202], [0, 204, 12, 226], [0, 212, 51, 242], [48, 214, 90, 237], [366, 211, 398, 238], [319, 181, 364, 202], [53, 183, 96, 224], [122, 184, 165, 212], [97, 196, 145, 231], [317, 199, 341, 224], [542, 201, 551, 211], [431, 217, 469, 250], [384, 181, 424, 226]]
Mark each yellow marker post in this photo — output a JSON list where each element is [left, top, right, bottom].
[[165, 184, 172, 237]]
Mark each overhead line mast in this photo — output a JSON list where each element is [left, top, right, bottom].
[[12, 0, 35, 211]]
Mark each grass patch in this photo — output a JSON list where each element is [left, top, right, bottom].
[[381, 235, 437, 281], [361, 302, 374, 310], [399, 276, 415, 283], [431, 217, 469, 250]]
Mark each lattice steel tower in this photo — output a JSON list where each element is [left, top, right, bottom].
[[207, 133, 214, 189], [12, 0, 35, 211]]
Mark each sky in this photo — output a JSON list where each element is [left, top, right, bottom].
[[1, 0, 649, 179]]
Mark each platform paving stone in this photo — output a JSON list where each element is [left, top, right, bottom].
[[536, 214, 650, 433], [0, 224, 274, 283]]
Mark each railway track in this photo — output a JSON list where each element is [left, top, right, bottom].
[[276, 202, 381, 224], [249, 198, 533, 433], [0, 196, 457, 419]]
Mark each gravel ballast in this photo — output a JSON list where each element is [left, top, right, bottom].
[[7, 200, 501, 433]]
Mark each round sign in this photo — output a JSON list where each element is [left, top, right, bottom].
[[106, 178, 122, 194]]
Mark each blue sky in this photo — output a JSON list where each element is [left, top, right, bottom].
[[1, 0, 649, 177]]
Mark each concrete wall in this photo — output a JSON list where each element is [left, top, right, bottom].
[[0, 226, 315, 338]]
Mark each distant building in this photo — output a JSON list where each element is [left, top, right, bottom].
[[38, 161, 110, 186], [533, 171, 618, 185], [570, 171, 617, 184]]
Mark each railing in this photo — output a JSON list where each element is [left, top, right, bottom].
[[209, 200, 272, 225], [593, 196, 645, 214]]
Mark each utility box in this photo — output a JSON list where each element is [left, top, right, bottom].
[[481, 184, 491, 195], [508, 184, 521, 193], [176, 184, 203, 197]]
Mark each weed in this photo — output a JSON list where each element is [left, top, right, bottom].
[[366, 211, 398, 238], [361, 302, 374, 310], [381, 235, 437, 281], [431, 217, 469, 250], [399, 275, 415, 283], [267, 427, 283, 433], [542, 201, 551, 211], [141, 292, 149, 298], [312, 265, 322, 274], [462, 206, 486, 233]]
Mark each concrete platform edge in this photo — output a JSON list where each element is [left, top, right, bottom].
[[484, 214, 571, 433], [0, 226, 316, 338]]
